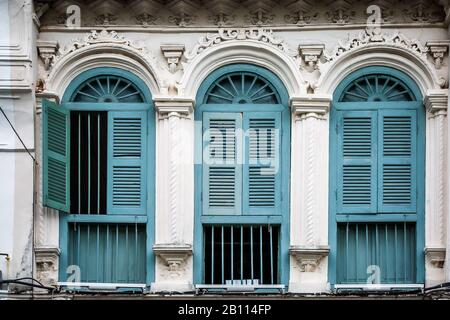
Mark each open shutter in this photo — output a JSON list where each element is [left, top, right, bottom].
[[337, 111, 377, 214], [107, 111, 147, 215], [378, 110, 417, 213], [203, 113, 242, 215], [43, 99, 70, 212], [243, 112, 281, 215]]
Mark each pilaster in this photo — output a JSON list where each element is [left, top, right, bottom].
[[289, 94, 331, 293], [151, 96, 195, 292]]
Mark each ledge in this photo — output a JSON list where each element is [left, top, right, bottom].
[[290, 95, 332, 116], [153, 244, 193, 271], [289, 246, 330, 272], [153, 96, 195, 115], [424, 90, 448, 113], [424, 246, 446, 268]]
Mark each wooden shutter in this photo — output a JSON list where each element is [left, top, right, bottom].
[[107, 111, 147, 214], [202, 113, 242, 215], [337, 111, 378, 214], [378, 110, 417, 213], [243, 112, 281, 215], [43, 99, 70, 212]]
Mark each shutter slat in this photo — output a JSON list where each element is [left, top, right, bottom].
[[243, 112, 281, 215], [108, 111, 147, 214], [337, 111, 377, 214], [203, 113, 242, 215], [43, 99, 70, 212], [378, 110, 417, 213]]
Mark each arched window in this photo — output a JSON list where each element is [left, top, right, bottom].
[[194, 64, 290, 291], [43, 67, 155, 287], [329, 66, 425, 286]]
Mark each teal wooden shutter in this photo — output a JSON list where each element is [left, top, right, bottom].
[[378, 110, 417, 213], [203, 113, 242, 215], [107, 111, 147, 215], [43, 99, 70, 212], [337, 111, 378, 214], [243, 112, 281, 215]]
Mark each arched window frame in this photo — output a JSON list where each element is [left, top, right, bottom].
[[193, 64, 291, 288], [43, 67, 155, 286], [328, 66, 425, 286]]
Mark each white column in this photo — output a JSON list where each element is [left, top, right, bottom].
[[151, 96, 194, 293], [425, 91, 448, 286], [289, 95, 331, 293]]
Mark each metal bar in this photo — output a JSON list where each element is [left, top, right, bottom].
[[346, 222, 349, 282], [211, 226, 214, 284], [97, 113, 100, 214], [231, 226, 234, 282], [394, 224, 398, 283], [403, 222, 407, 283], [355, 224, 359, 281], [135, 223, 138, 282], [260, 226, 263, 284], [221, 226, 224, 285], [241, 226, 243, 282], [106, 224, 109, 282], [376, 224, 379, 271], [269, 226, 274, 285], [87, 113, 91, 214], [96, 225, 99, 282], [78, 113, 81, 213], [116, 224, 119, 282], [365, 224, 369, 278], [86, 224, 90, 279], [250, 226, 254, 281], [77, 224, 81, 267], [385, 224, 389, 283], [126, 225, 129, 283]]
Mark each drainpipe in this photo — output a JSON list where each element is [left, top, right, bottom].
[[444, 0, 450, 282]]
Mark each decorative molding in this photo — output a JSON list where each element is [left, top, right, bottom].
[[299, 44, 325, 72], [154, 96, 194, 116], [243, 0, 277, 26], [424, 90, 448, 114], [35, 246, 60, 286], [88, 0, 123, 26], [37, 40, 59, 71], [129, 0, 163, 27], [166, 0, 199, 27], [153, 244, 193, 276], [426, 40, 450, 70], [290, 246, 330, 272], [205, 0, 239, 27], [403, 0, 444, 23], [291, 95, 331, 120], [161, 44, 185, 73], [324, 28, 429, 64], [425, 247, 446, 268], [284, 0, 318, 26], [185, 28, 298, 61], [326, 0, 355, 24]]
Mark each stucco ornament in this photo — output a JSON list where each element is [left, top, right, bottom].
[[184, 28, 299, 61]]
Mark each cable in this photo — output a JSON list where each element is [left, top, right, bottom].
[[0, 106, 37, 163], [0, 279, 55, 292]]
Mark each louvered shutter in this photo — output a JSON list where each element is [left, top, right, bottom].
[[378, 110, 417, 213], [243, 112, 281, 215], [337, 111, 378, 214], [203, 113, 242, 215], [107, 111, 147, 215], [43, 99, 70, 212]]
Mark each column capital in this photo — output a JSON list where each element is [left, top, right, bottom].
[[290, 95, 332, 119], [153, 96, 195, 116], [424, 90, 448, 114]]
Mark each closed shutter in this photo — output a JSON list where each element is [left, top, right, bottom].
[[378, 110, 417, 213], [203, 113, 242, 215], [243, 112, 281, 215], [107, 111, 147, 214], [43, 99, 70, 212], [337, 111, 378, 214]]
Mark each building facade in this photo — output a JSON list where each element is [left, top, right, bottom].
[[1, 0, 450, 296]]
